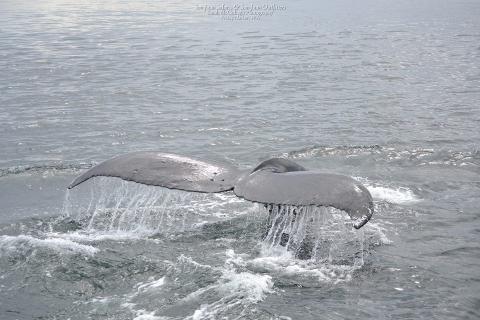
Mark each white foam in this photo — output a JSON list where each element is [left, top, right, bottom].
[[363, 222, 393, 245], [177, 254, 215, 270], [367, 186, 420, 204], [91, 297, 111, 304], [47, 231, 144, 242], [191, 306, 211, 320], [354, 177, 420, 204], [219, 269, 274, 303], [0, 235, 98, 256], [186, 268, 273, 320], [115, 251, 273, 320], [183, 251, 274, 319], [247, 249, 356, 284], [136, 277, 165, 293], [132, 310, 165, 320]]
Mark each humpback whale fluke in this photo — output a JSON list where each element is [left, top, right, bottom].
[[68, 152, 374, 229], [67, 152, 243, 192]]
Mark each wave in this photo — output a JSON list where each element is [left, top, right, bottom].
[[283, 144, 382, 159], [282, 145, 480, 167], [88, 240, 375, 320], [184, 254, 274, 320], [0, 234, 98, 256], [0, 162, 95, 178], [136, 277, 166, 293], [101, 252, 273, 320]]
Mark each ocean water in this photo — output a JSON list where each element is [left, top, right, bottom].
[[1, 0, 479, 319]]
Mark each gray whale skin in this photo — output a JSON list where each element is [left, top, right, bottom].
[[68, 152, 374, 229]]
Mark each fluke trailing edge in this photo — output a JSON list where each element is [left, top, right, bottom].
[[68, 152, 374, 229]]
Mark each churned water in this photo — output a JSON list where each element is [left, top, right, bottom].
[[1, 0, 479, 319]]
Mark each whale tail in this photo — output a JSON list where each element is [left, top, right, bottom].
[[68, 152, 373, 229]]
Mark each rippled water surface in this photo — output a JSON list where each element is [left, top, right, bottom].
[[1, 0, 479, 319]]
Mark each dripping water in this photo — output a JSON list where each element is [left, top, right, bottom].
[[262, 204, 366, 266], [60, 177, 252, 237]]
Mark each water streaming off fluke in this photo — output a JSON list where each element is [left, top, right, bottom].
[[262, 204, 365, 266], [62, 177, 254, 237]]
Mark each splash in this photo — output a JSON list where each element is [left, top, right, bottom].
[[83, 207, 389, 319]]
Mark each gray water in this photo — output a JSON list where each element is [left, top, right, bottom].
[[1, 0, 479, 319]]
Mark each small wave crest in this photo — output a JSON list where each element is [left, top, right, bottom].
[[185, 263, 274, 319], [282, 145, 382, 159], [46, 230, 145, 242], [368, 185, 420, 204], [247, 250, 356, 284], [282, 145, 480, 168], [0, 234, 98, 257], [85, 213, 390, 319], [0, 162, 95, 178], [178, 251, 274, 319], [100, 251, 273, 320], [353, 177, 421, 204]]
